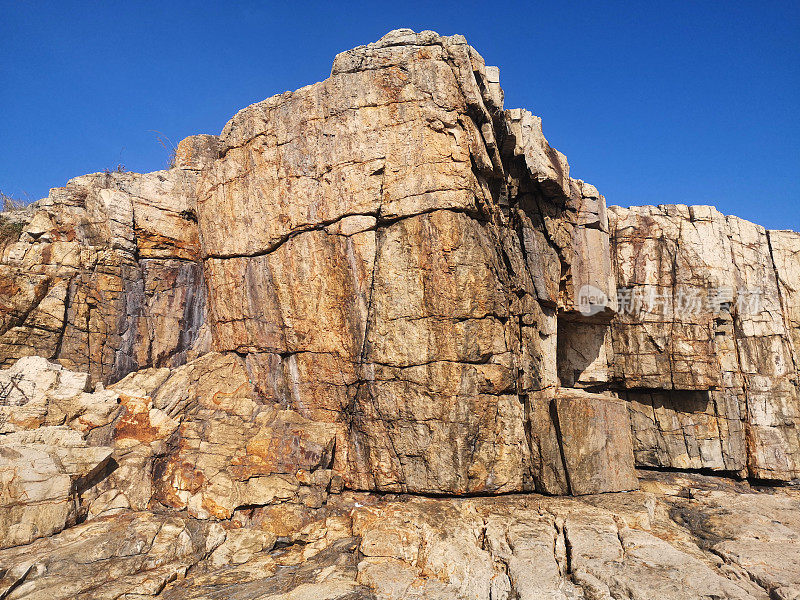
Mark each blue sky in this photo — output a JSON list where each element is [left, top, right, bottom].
[[1, 1, 798, 230]]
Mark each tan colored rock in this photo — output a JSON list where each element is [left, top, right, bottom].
[[84, 353, 341, 520], [553, 389, 639, 495], [610, 204, 800, 480], [173, 134, 220, 171], [0, 356, 119, 434], [0, 28, 629, 498], [0, 26, 798, 600], [640, 470, 800, 598], [0, 204, 34, 255], [1, 444, 796, 600], [504, 109, 571, 198], [208, 526, 277, 568], [161, 537, 368, 600], [195, 28, 620, 496], [667, 489, 800, 597], [770, 229, 800, 376], [352, 490, 770, 599], [525, 389, 638, 496], [0, 426, 112, 548], [556, 321, 612, 387], [624, 388, 746, 472], [6, 28, 800, 495], [0, 168, 207, 384], [0, 511, 222, 599]]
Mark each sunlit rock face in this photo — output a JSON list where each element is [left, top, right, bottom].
[[3, 29, 799, 496], [610, 205, 800, 481], [1, 28, 800, 600], [0, 168, 208, 384], [193, 29, 623, 495]]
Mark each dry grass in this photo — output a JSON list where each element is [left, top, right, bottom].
[[0, 191, 26, 244], [150, 130, 178, 169], [1, 191, 24, 212]]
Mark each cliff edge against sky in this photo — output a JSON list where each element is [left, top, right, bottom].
[[0, 29, 798, 599]]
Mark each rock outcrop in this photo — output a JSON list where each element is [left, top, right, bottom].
[[0, 28, 798, 599], [1, 28, 631, 498], [0, 168, 207, 384], [1, 471, 797, 599], [610, 205, 800, 481]]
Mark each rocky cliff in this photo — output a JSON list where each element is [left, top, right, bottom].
[[611, 205, 800, 481], [0, 29, 798, 599]]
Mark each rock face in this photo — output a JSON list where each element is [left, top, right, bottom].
[[0, 28, 799, 599], [0, 426, 112, 549], [610, 205, 800, 481], [0, 168, 208, 384], [1, 28, 631, 498], [195, 28, 625, 496]]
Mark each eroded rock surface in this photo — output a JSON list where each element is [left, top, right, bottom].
[[610, 205, 800, 481], [1, 472, 796, 599], [0, 168, 208, 384], [1, 28, 799, 599], [193, 28, 624, 496], [0, 426, 112, 549]]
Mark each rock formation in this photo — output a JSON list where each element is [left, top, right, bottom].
[[611, 205, 800, 481], [0, 29, 798, 599]]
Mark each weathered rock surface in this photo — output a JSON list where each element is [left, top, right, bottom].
[[194, 28, 622, 496], [610, 205, 800, 481], [0, 28, 799, 598], [0, 511, 223, 598], [0, 28, 630, 498], [0, 168, 208, 384], [1, 472, 796, 599], [552, 389, 638, 495], [0, 355, 119, 434], [0, 426, 112, 548]]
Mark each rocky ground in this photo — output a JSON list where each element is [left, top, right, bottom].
[[1, 466, 799, 599], [1, 357, 798, 599]]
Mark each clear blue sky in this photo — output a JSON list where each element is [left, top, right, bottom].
[[2, 1, 798, 230]]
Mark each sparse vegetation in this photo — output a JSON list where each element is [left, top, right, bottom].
[[0, 192, 25, 244], [0, 218, 23, 244], [2, 191, 24, 212], [150, 130, 178, 169]]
